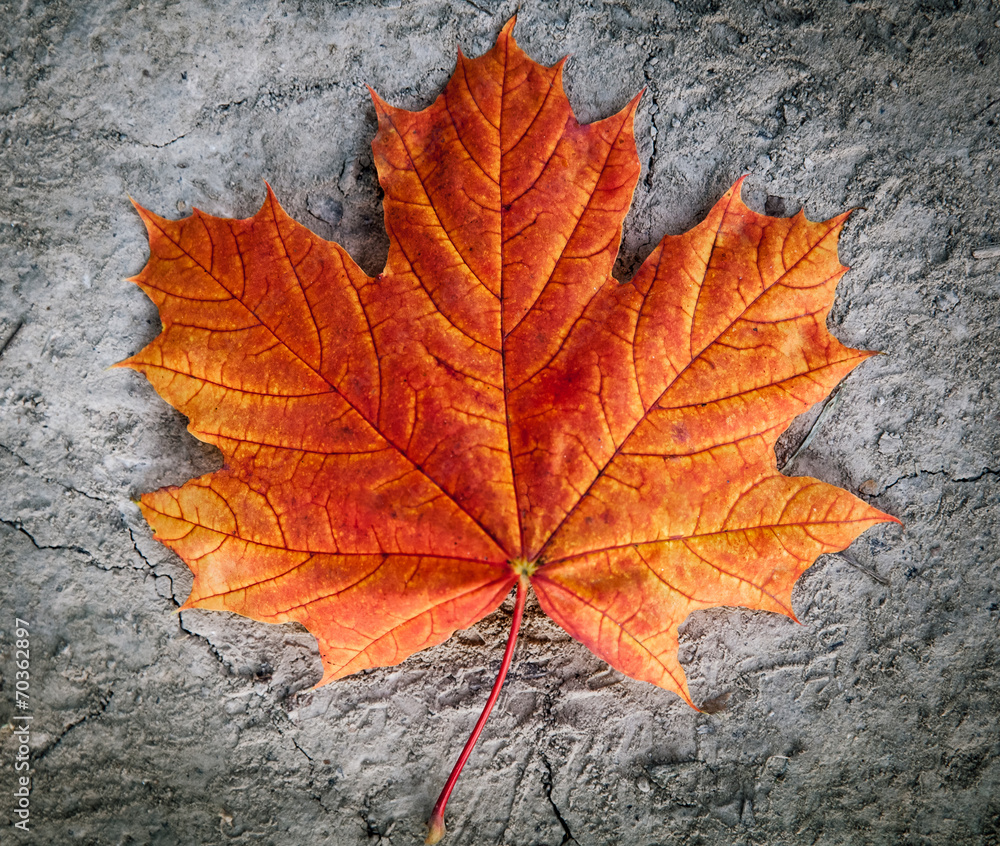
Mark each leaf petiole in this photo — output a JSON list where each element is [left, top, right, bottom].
[[426, 576, 528, 844]]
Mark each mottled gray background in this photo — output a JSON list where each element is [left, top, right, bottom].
[[1, 1, 998, 844]]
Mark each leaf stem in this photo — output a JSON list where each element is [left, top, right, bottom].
[[426, 576, 528, 845]]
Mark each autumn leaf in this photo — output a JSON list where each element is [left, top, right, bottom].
[[120, 19, 897, 842]]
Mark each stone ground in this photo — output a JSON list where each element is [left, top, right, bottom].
[[1, 0, 999, 844]]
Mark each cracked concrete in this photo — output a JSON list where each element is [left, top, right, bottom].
[[2, 0, 999, 844], [32, 690, 113, 764], [540, 753, 577, 846]]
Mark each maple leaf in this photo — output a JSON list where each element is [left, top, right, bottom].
[[120, 20, 897, 842]]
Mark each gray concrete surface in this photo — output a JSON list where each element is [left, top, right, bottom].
[[1, 1, 998, 844]]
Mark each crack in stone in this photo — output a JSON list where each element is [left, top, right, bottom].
[[835, 549, 889, 586], [216, 97, 248, 113], [540, 753, 575, 845], [778, 385, 842, 472], [149, 131, 190, 149], [177, 612, 232, 674], [34, 691, 113, 763], [530, 654, 582, 846], [268, 704, 339, 817], [0, 517, 105, 569], [126, 526, 154, 570], [639, 55, 664, 203], [882, 466, 1000, 493], [0, 442, 31, 468], [291, 737, 314, 763], [0, 318, 24, 358], [459, 0, 492, 14], [0, 442, 109, 504], [127, 526, 184, 606]]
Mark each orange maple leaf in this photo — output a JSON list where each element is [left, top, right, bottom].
[[120, 20, 896, 842]]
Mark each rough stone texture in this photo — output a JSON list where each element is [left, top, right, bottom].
[[1, 1, 998, 844]]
